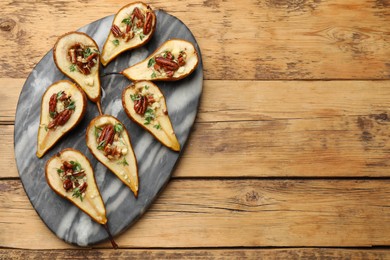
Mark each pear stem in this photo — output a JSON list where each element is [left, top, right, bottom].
[[103, 223, 118, 249], [96, 100, 103, 115]]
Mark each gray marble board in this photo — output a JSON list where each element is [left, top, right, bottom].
[[14, 10, 203, 246]]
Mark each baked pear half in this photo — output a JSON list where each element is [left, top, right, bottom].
[[121, 39, 199, 81], [37, 80, 87, 158], [122, 81, 180, 151], [53, 32, 102, 109], [86, 115, 138, 197], [101, 2, 156, 66], [45, 148, 107, 225]]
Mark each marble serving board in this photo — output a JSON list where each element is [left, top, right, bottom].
[[14, 10, 203, 246]]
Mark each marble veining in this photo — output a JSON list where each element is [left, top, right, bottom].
[[14, 10, 203, 246]]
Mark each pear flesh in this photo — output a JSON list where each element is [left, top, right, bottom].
[[37, 80, 87, 158], [53, 32, 101, 102], [101, 2, 156, 66], [122, 81, 180, 151], [121, 39, 199, 81], [45, 148, 107, 225], [86, 115, 139, 197]]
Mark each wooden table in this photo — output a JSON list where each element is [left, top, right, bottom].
[[1, 0, 389, 259]]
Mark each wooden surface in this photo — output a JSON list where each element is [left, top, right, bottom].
[[1, 0, 390, 259]]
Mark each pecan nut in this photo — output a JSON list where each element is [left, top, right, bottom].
[[136, 19, 144, 28], [132, 7, 144, 22], [68, 49, 77, 64], [143, 11, 154, 35], [178, 54, 186, 66], [111, 24, 123, 38], [165, 51, 174, 60], [134, 95, 148, 115], [147, 95, 155, 104], [155, 57, 179, 71], [86, 52, 98, 62], [63, 179, 73, 191], [79, 182, 88, 193], [49, 94, 57, 115], [72, 171, 86, 178], [123, 31, 135, 42], [63, 161, 73, 170], [126, 24, 131, 33], [57, 109, 72, 126], [76, 61, 91, 75], [59, 92, 68, 101], [98, 125, 115, 147], [48, 109, 72, 129]]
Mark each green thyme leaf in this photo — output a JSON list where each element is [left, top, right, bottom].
[[66, 101, 75, 110], [114, 123, 123, 133], [130, 94, 141, 101], [97, 140, 106, 150], [151, 71, 157, 79], [154, 124, 161, 130], [112, 39, 120, 46], [70, 161, 82, 172], [139, 33, 145, 40], [49, 111, 56, 119], [147, 58, 155, 68], [44, 125, 48, 132], [57, 168, 64, 174], [122, 17, 132, 25], [144, 85, 149, 90], [117, 157, 129, 166], [69, 64, 76, 72], [83, 47, 93, 58], [56, 91, 64, 100], [144, 108, 155, 125], [72, 188, 83, 202], [94, 126, 102, 138]]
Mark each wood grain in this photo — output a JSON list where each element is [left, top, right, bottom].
[[0, 0, 389, 80], [0, 78, 22, 123], [4, 79, 390, 178], [4, 112, 390, 178], [1, 248, 390, 259], [1, 179, 390, 249], [3, 79, 390, 123]]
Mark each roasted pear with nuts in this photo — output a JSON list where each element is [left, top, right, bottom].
[[121, 39, 199, 81], [86, 115, 139, 197], [122, 81, 180, 151], [37, 80, 87, 158], [101, 2, 156, 66], [45, 148, 118, 248], [46, 148, 107, 224], [53, 32, 102, 113]]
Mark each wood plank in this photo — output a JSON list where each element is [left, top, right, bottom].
[[3, 79, 390, 178], [5, 113, 390, 177], [0, 78, 22, 123], [1, 248, 390, 259], [1, 179, 390, 249], [0, 0, 389, 80], [2, 78, 390, 122]]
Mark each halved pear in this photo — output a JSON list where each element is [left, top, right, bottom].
[[45, 148, 107, 225], [101, 2, 156, 66], [121, 39, 199, 81], [122, 81, 180, 151], [37, 80, 87, 158], [86, 115, 138, 197], [53, 32, 102, 107]]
